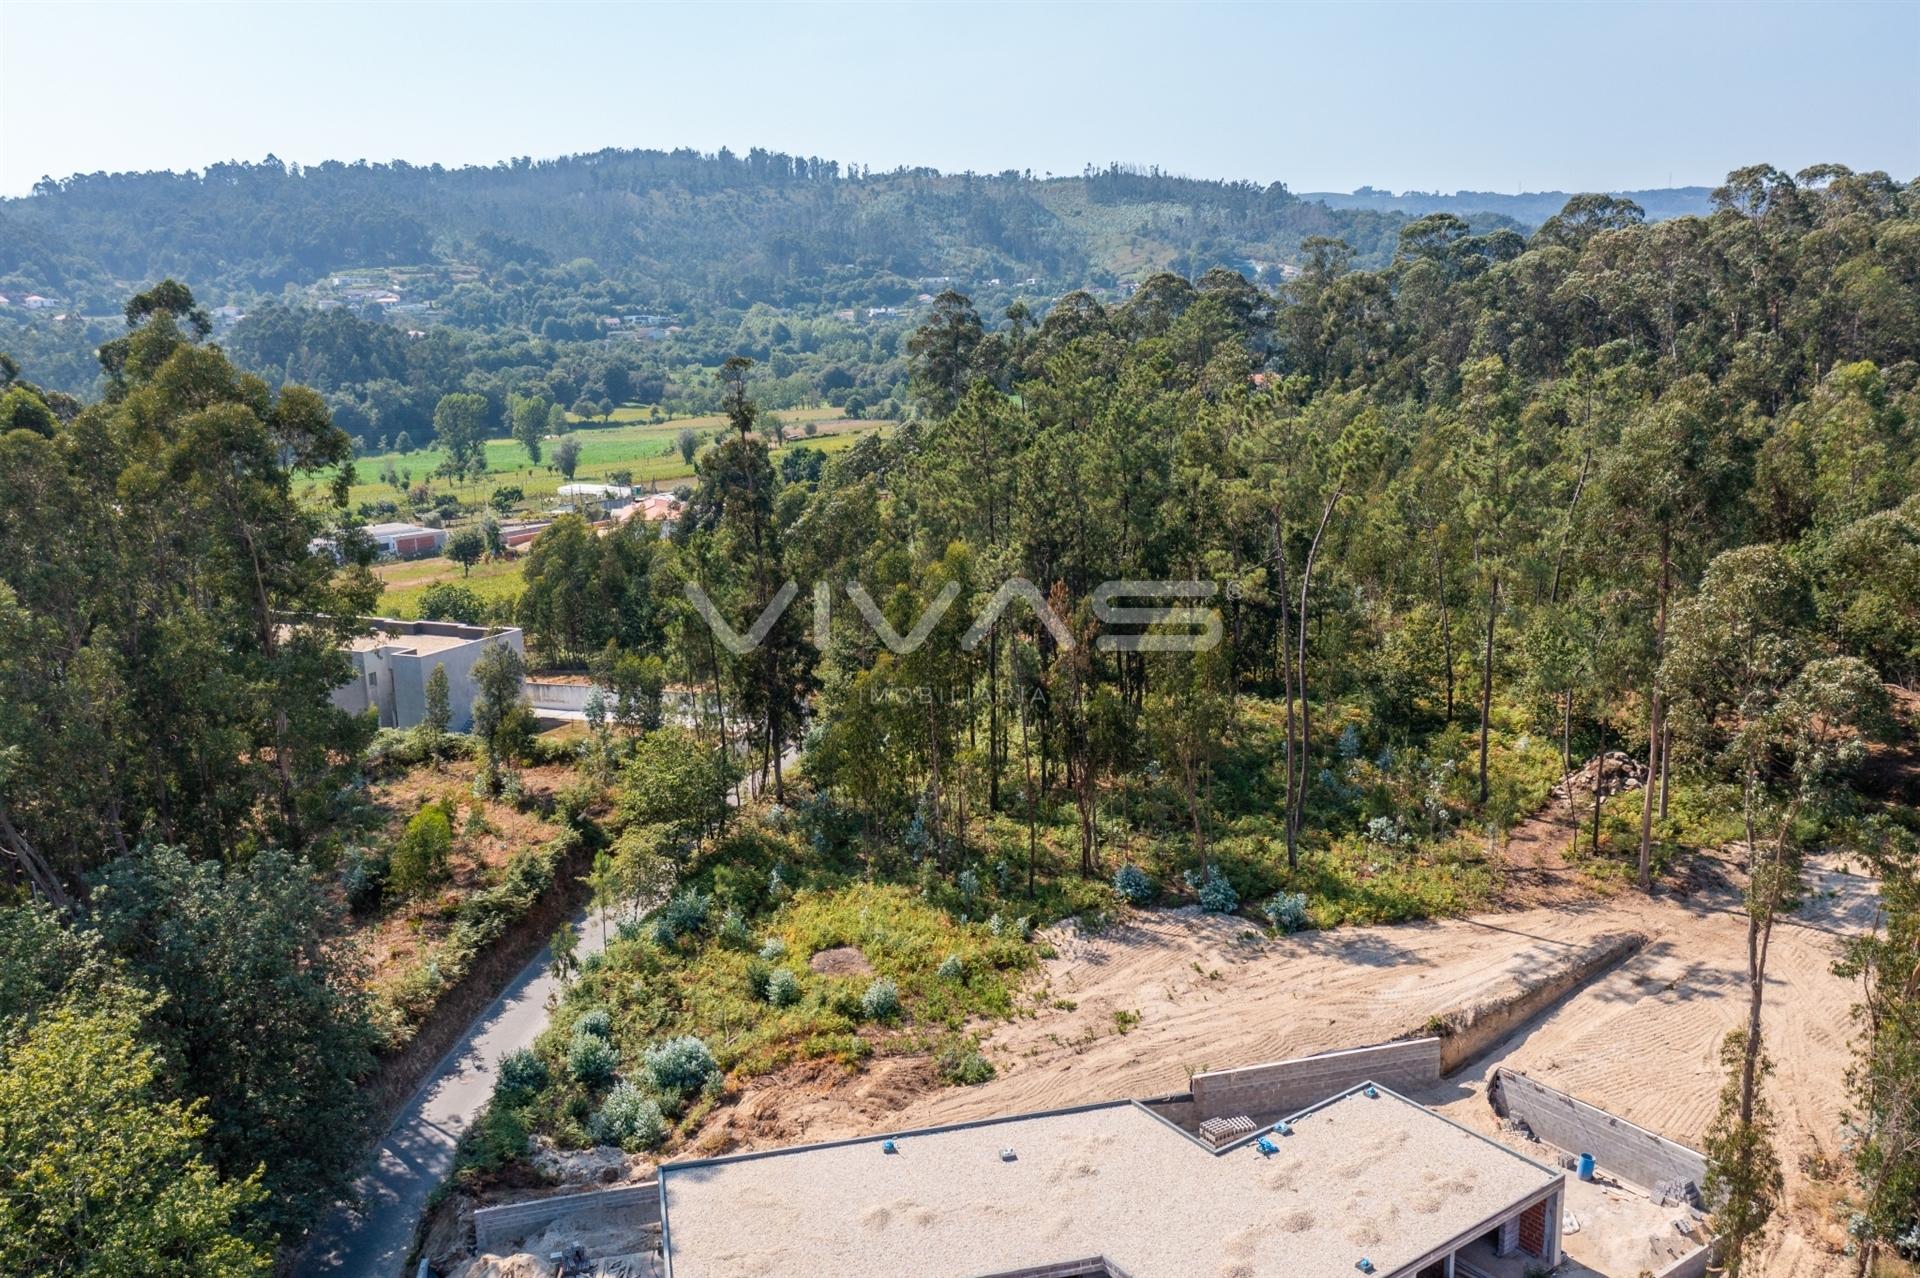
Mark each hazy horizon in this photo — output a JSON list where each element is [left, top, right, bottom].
[[4, 0, 1916, 200]]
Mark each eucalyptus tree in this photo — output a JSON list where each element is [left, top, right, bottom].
[[1665, 545, 1890, 1264], [1590, 376, 1741, 887], [0, 282, 374, 898]]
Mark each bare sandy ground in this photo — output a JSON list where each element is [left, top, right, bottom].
[[1422, 854, 1879, 1277]]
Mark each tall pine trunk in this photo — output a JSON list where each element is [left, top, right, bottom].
[[1477, 574, 1500, 805], [1638, 529, 1672, 892]]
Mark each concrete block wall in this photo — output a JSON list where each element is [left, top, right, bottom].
[[1436, 931, 1646, 1073], [471, 1182, 659, 1255], [1190, 1038, 1442, 1122], [977, 1259, 1130, 1278], [1653, 1244, 1712, 1278], [525, 679, 596, 713], [1492, 1070, 1707, 1194]]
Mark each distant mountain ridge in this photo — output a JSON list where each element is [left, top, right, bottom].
[[1301, 185, 1717, 226], [0, 147, 1648, 314]]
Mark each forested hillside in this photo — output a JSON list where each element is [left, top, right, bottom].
[[0, 152, 1460, 308], [0, 150, 1507, 413], [1304, 183, 1717, 223]]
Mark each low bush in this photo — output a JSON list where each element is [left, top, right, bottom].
[[936, 953, 965, 982], [588, 1081, 666, 1150], [389, 800, 455, 897], [573, 1008, 612, 1040], [1112, 863, 1155, 906], [652, 888, 710, 946], [644, 1035, 720, 1102], [340, 846, 390, 915], [568, 1033, 619, 1087], [936, 1042, 995, 1086], [1263, 891, 1310, 933], [861, 978, 901, 1022], [454, 1101, 531, 1184], [766, 967, 801, 1007], [1186, 865, 1240, 914], [495, 1047, 550, 1101]]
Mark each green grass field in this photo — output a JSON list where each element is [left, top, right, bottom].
[[373, 556, 527, 618], [362, 410, 883, 618], [309, 405, 877, 512]]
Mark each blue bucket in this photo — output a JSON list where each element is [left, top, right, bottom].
[[1577, 1152, 1595, 1181]]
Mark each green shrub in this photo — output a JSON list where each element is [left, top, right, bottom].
[[766, 967, 801, 1007], [936, 1043, 996, 1086], [758, 936, 787, 961], [1263, 891, 1310, 933], [745, 959, 772, 1001], [861, 978, 901, 1022], [340, 846, 389, 914], [1186, 865, 1240, 914], [568, 1033, 619, 1087], [652, 888, 710, 945], [455, 1101, 531, 1182], [390, 801, 455, 896], [495, 1047, 550, 1102], [588, 1081, 666, 1150], [644, 1035, 719, 1101], [573, 1008, 613, 1040], [987, 913, 1031, 941], [936, 954, 966, 982], [527, 732, 583, 768], [1112, 864, 1155, 905]]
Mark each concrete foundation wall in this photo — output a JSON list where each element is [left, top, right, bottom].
[[526, 679, 595, 713], [1492, 1069, 1708, 1194], [1653, 1244, 1712, 1278], [1190, 1038, 1443, 1122], [1436, 931, 1646, 1073], [472, 1182, 659, 1254], [980, 1259, 1129, 1278]]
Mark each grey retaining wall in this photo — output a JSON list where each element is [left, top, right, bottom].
[[1491, 1069, 1708, 1194], [1436, 930, 1646, 1073], [524, 680, 594, 713], [1190, 1038, 1443, 1122], [471, 1182, 660, 1255]]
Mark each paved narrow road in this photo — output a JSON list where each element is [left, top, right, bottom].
[[298, 906, 613, 1278]]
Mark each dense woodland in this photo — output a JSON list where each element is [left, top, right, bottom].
[[1, 162, 1918, 1274]]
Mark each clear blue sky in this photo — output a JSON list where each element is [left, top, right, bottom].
[[3, 0, 1915, 198]]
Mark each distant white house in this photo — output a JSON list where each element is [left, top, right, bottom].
[[363, 521, 446, 558], [557, 482, 634, 512]]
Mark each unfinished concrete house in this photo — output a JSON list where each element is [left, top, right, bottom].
[[652, 1082, 1564, 1278], [329, 617, 524, 731]]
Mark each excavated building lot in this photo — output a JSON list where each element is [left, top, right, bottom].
[[458, 850, 1875, 1278], [687, 853, 1874, 1277]]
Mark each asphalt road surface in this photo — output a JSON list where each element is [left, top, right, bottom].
[[297, 905, 612, 1278]]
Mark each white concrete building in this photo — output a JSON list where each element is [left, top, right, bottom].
[[330, 618, 524, 731]]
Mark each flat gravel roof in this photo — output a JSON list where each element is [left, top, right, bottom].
[[658, 1085, 1560, 1278]]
